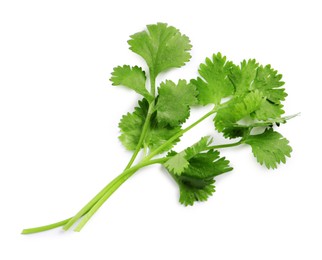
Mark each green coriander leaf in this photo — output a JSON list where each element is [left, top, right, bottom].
[[145, 124, 181, 152], [110, 65, 153, 101], [184, 150, 232, 179], [230, 60, 287, 105], [164, 136, 212, 175], [156, 80, 198, 127], [251, 64, 287, 104], [119, 99, 180, 152], [175, 175, 216, 206], [215, 90, 264, 137], [128, 23, 192, 75], [229, 61, 286, 120], [253, 100, 285, 121], [191, 53, 235, 105], [184, 136, 213, 159], [229, 59, 259, 95], [244, 128, 292, 169], [167, 149, 232, 206], [118, 100, 147, 151], [196, 56, 288, 139], [164, 151, 190, 175]]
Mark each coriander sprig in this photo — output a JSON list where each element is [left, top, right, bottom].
[[22, 23, 295, 234]]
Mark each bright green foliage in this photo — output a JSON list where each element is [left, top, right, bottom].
[[118, 102, 145, 151], [156, 80, 198, 127], [128, 23, 192, 75], [110, 65, 153, 101], [165, 137, 233, 206], [183, 150, 232, 179], [174, 175, 216, 206], [22, 24, 295, 234], [118, 78, 197, 153], [229, 59, 259, 95], [215, 90, 264, 136], [191, 55, 289, 139], [251, 64, 286, 120], [164, 151, 190, 176], [167, 148, 233, 206], [191, 53, 235, 105], [251, 65, 287, 103], [254, 100, 285, 121], [244, 128, 292, 169], [164, 136, 212, 175], [229, 59, 286, 104], [119, 99, 181, 152]]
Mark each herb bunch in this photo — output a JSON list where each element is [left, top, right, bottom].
[[22, 23, 295, 234]]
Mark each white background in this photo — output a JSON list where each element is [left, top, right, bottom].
[[0, 0, 321, 259]]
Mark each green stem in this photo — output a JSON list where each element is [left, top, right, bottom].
[[73, 169, 137, 231], [63, 157, 157, 230], [74, 157, 167, 231], [150, 70, 156, 97], [125, 71, 156, 169], [208, 139, 244, 150], [22, 158, 167, 234], [72, 81, 213, 231], [124, 103, 154, 169], [22, 105, 232, 234], [22, 217, 72, 235], [81, 72, 156, 231], [71, 136, 243, 232], [63, 173, 122, 230]]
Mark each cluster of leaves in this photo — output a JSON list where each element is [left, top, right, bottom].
[[191, 53, 292, 169], [165, 137, 232, 205], [192, 55, 286, 135], [110, 23, 293, 206], [22, 23, 296, 235], [115, 80, 197, 152], [111, 23, 196, 153]]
